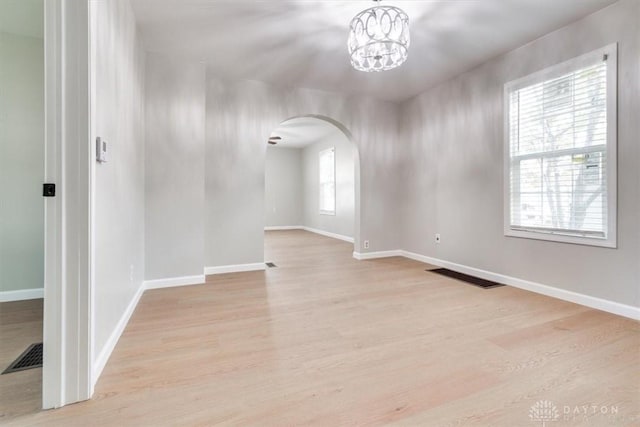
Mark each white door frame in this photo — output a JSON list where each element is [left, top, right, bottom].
[[43, 0, 93, 408]]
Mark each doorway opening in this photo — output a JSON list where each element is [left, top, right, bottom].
[[0, 0, 45, 419], [264, 115, 360, 265]]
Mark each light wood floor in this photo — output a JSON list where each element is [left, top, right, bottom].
[[0, 298, 43, 421], [6, 230, 640, 426]]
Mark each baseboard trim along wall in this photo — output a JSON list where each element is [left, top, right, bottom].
[[94, 244, 637, 390], [92, 283, 144, 386], [265, 225, 354, 244], [93, 264, 264, 386], [352, 249, 639, 320], [0, 288, 44, 302], [144, 275, 206, 290], [204, 263, 266, 275], [302, 226, 354, 243], [264, 225, 303, 231], [352, 250, 401, 260]]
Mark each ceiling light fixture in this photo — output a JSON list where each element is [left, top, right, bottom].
[[348, 0, 410, 72]]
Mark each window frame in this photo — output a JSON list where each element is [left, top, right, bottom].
[[503, 44, 617, 248], [319, 147, 336, 216]]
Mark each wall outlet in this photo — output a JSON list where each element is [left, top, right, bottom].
[[129, 265, 134, 281], [435, 234, 441, 244], [364, 240, 370, 249]]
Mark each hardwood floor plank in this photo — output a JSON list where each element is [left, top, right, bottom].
[[4, 230, 639, 426]]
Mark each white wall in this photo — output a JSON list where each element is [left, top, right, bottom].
[[205, 78, 400, 268], [302, 134, 355, 239], [0, 32, 44, 296], [145, 53, 205, 281], [399, 0, 639, 307], [92, 0, 146, 360], [265, 147, 303, 227]]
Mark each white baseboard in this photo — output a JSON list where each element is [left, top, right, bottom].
[[205, 263, 266, 275], [92, 246, 638, 391], [91, 265, 262, 387], [0, 288, 44, 302], [264, 225, 354, 244], [144, 275, 205, 290], [400, 250, 640, 321], [353, 250, 402, 260], [92, 283, 144, 385], [302, 226, 354, 243], [264, 226, 303, 231]]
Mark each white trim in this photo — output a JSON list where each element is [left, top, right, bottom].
[[264, 225, 354, 244], [88, 0, 98, 399], [144, 275, 205, 290], [43, 0, 93, 409], [91, 284, 144, 385], [0, 288, 45, 302], [319, 146, 336, 216], [504, 228, 616, 248], [205, 263, 266, 275], [353, 250, 402, 260], [91, 274, 201, 386], [303, 226, 354, 243], [264, 226, 303, 231], [399, 250, 639, 321], [503, 43, 618, 249]]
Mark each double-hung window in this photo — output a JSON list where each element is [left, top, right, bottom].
[[319, 147, 336, 215], [504, 44, 617, 248]]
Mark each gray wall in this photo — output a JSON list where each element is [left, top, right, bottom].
[[265, 147, 303, 227], [302, 133, 356, 238], [398, 0, 639, 307], [92, 0, 146, 357], [145, 53, 205, 280], [265, 130, 356, 239], [205, 78, 401, 268], [0, 31, 43, 294]]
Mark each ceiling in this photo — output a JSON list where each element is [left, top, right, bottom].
[[269, 117, 345, 148], [0, 0, 43, 39], [131, 0, 616, 103]]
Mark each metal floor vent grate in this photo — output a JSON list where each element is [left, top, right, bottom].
[[265, 262, 277, 268], [427, 268, 505, 289], [2, 343, 43, 374]]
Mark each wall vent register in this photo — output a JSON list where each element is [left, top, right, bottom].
[[2, 343, 43, 374], [428, 269, 505, 289]]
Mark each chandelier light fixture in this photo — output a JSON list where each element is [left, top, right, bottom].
[[348, 0, 410, 72]]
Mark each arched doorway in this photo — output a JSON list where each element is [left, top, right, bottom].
[[264, 115, 361, 259]]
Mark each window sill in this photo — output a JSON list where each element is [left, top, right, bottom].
[[505, 228, 616, 248]]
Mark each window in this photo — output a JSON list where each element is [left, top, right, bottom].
[[504, 45, 617, 247], [319, 147, 335, 215]]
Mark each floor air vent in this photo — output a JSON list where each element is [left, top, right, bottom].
[[265, 262, 277, 268], [2, 343, 43, 374], [428, 268, 505, 289]]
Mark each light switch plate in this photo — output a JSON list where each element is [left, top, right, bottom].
[[96, 137, 108, 163]]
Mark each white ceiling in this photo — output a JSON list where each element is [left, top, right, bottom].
[[131, 0, 616, 103], [0, 0, 43, 39], [269, 117, 344, 148]]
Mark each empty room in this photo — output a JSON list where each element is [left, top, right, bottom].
[[0, 0, 638, 425]]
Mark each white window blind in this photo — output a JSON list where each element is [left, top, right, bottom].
[[319, 147, 335, 215], [504, 45, 617, 247]]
